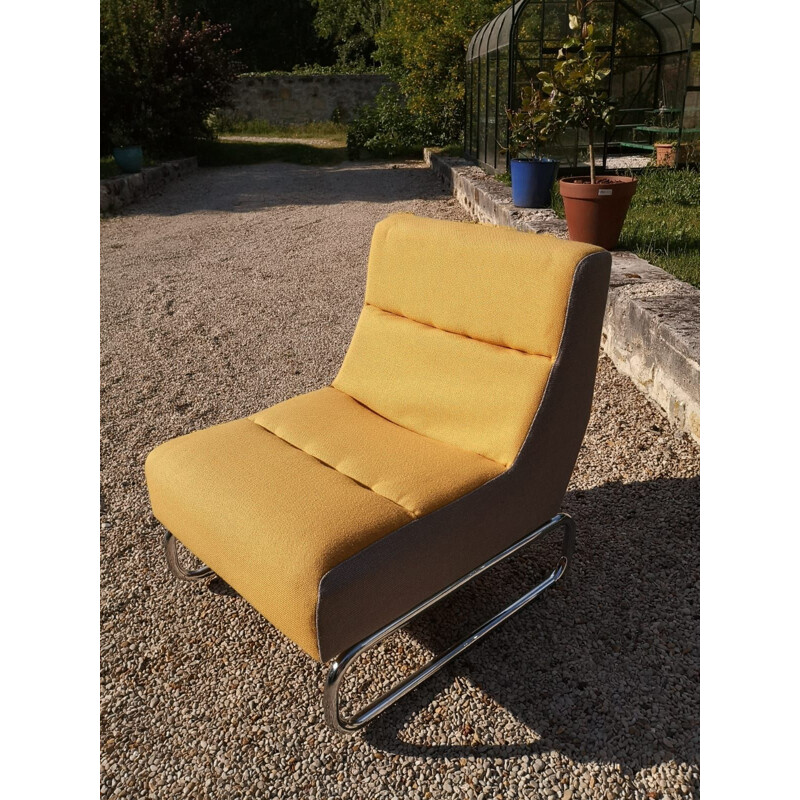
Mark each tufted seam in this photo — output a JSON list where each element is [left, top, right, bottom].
[[365, 302, 556, 360], [330, 386, 507, 468], [246, 417, 421, 519]]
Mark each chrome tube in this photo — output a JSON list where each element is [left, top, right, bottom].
[[164, 531, 216, 582], [324, 513, 576, 734]]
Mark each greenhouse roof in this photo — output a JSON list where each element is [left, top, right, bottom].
[[467, 0, 699, 62]]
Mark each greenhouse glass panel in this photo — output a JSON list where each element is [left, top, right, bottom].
[[464, 0, 700, 172]]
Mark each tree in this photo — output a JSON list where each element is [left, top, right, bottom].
[[101, 0, 240, 154], [374, 0, 504, 143], [312, 0, 389, 67], [177, 0, 336, 72], [539, 10, 614, 183]]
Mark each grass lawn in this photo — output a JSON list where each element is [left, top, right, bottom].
[[213, 119, 347, 142], [494, 166, 700, 287], [101, 123, 348, 177], [613, 168, 699, 287]]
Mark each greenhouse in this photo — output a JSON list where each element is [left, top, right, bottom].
[[465, 0, 700, 172]]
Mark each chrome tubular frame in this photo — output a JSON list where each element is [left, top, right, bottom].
[[324, 512, 576, 734], [164, 531, 216, 582]]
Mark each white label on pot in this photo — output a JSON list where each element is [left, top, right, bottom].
[[598, 188, 613, 196]]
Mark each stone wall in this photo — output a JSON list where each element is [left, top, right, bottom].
[[424, 148, 700, 443], [101, 157, 197, 214], [227, 74, 389, 125]]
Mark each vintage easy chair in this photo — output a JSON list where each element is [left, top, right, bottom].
[[145, 213, 611, 733]]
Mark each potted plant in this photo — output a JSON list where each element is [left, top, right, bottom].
[[110, 125, 144, 174], [654, 139, 679, 167], [505, 81, 563, 208], [540, 6, 637, 250], [654, 136, 700, 168]]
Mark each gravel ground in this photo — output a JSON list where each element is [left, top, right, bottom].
[[100, 159, 699, 800]]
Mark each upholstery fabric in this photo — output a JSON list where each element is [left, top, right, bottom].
[[145, 212, 610, 663], [145, 418, 413, 659], [317, 250, 612, 660], [363, 213, 600, 354], [333, 305, 553, 466], [334, 215, 600, 465], [250, 386, 503, 518]]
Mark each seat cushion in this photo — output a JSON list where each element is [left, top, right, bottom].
[[146, 399, 503, 660], [250, 386, 503, 518]]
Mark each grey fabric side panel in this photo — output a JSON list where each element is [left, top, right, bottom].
[[507, 251, 612, 520], [316, 250, 612, 662]]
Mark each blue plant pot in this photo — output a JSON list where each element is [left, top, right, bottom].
[[113, 145, 144, 174], [510, 158, 559, 208]]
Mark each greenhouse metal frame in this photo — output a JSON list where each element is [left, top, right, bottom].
[[465, 0, 699, 173]]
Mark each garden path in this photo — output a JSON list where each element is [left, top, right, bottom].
[[101, 159, 699, 800]]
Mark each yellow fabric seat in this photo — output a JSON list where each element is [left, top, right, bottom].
[[146, 389, 505, 658], [146, 212, 611, 665], [250, 386, 504, 518]]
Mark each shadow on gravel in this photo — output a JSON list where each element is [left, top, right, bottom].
[[208, 577, 239, 598], [124, 162, 450, 217], [359, 476, 699, 775]]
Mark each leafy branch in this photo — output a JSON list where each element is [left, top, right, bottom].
[[538, 11, 614, 183], [505, 80, 563, 160]]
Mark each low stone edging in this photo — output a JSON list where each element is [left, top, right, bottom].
[[424, 148, 699, 443], [101, 157, 198, 214]]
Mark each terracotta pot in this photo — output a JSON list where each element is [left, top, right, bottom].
[[559, 176, 638, 250], [655, 142, 677, 167], [655, 142, 699, 168]]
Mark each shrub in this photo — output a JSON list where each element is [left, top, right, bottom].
[[177, 0, 333, 73], [505, 81, 563, 160], [100, 0, 240, 156], [346, 85, 453, 158], [370, 0, 504, 147]]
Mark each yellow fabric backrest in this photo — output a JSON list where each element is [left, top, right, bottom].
[[333, 214, 602, 466]]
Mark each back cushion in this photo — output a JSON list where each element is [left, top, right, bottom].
[[333, 214, 601, 466]]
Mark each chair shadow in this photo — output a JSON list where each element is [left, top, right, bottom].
[[208, 577, 239, 598], [356, 477, 699, 775]]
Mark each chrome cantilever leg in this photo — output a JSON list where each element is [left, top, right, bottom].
[[324, 512, 576, 734], [164, 531, 216, 582]]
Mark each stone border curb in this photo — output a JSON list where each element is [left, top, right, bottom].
[[101, 157, 198, 214], [424, 148, 699, 443]]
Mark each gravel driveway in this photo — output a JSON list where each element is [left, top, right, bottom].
[[100, 159, 699, 800]]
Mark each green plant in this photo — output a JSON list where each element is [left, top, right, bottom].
[[505, 81, 563, 160], [374, 0, 504, 147], [100, 153, 157, 178], [538, 3, 614, 183], [100, 0, 240, 155], [647, 105, 681, 131], [176, 0, 334, 73], [346, 84, 451, 158], [312, 0, 389, 68]]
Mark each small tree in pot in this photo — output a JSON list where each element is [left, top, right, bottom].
[[540, 4, 637, 249], [505, 81, 563, 208]]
